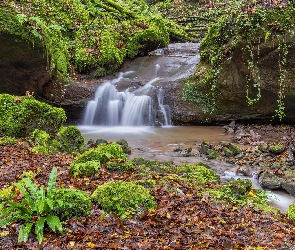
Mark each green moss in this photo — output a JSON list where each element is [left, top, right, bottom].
[[116, 139, 131, 155], [287, 203, 295, 222], [228, 143, 242, 155], [91, 180, 157, 219], [56, 126, 85, 154], [69, 160, 101, 178], [223, 147, 233, 157], [52, 188, 92, 221], [208, 150, 220, 159], [0, 137, 17, 146], [0, 0, 187, 79], [269, 144, 285, 154], [72, 142, 127, 165], [0, 186, 15, 202], [0, 94, 66, 138], [105, 160, 136, 172]]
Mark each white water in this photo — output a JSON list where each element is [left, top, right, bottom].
[[83, 67, 171, 126]]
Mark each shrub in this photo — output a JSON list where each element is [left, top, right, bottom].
[[105, 160, 136, 172], [287, 203, 295, 222], [91, 180, 157, 219], [0, 94, 66, 138], [56, 126, 86, 153], [52, 188, 92, 221], [69, 160, 101, 178]]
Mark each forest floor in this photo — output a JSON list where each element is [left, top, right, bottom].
[[0, 124, 295, 249]]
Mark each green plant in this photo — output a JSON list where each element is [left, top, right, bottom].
[[52, 188, 92, 221], [106, 160, 136, 172], [56, 126, 86, 153], [180, 164, 220, 184], [91, 180, 157, 219], [0, 167, 62, 244], [116, 139, 131, 155], [69, 160, 101, 178], [30, 129, 57, 155]]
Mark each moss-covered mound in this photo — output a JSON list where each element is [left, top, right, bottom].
[[91, 180, 157, 219], [0, 94, 66, 138], [0, 0, 188, 79]]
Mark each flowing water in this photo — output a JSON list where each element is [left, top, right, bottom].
[[80, 42, 294, 213]]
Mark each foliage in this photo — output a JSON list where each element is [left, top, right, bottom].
[[0, 167, 62, 244], [287, 203, 295, 222], [0, 94, 66, 138], [91, 180, 157, 219], [56, 126, 86, 154], [69, 160, 101, 178], [106, 160, 136, 172], [0, 0, 187, 79], [52, 188, 92, 221]]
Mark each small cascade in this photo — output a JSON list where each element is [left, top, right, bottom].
[[83, 66, 171, 126]]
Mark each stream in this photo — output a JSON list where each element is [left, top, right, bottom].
[[78, 42, 295, 213]]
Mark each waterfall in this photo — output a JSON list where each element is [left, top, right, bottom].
[[83, 67, 171, 126]]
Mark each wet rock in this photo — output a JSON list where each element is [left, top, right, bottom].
[[258, 172, 282, 190], [258, 143, 268, 152], [236, 166, 251, 176], [228, 143, 242, 155], [281, 180, 295, 196], [223, 147, 233, 157]]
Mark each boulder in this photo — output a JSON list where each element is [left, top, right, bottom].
[[258, 172, 282, 190]]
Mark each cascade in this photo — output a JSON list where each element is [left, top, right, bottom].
[[83, 66, 171, 126]]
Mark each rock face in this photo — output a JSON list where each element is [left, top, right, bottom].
[[213, 30, 295, 123], [0, 33, 51, 97]]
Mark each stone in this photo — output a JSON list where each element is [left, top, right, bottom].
[[281, 180, 295, 196], [258, 172, 282, 190]]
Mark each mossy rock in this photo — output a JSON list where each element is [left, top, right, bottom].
[[56, 126, 86, 153], [91, 180, 157, 219], [106, 160, 136, 172], [0, 94, 66, 138], [269, 144, 285, 154], [221, 179, 252, 200], [72, 142, 126, 165], [116, 139, 131, 155], [52, 188, 92, 221], [287, 203, 295, 222], [69, 160, 101, 178], [223, 147, 233, 157], [208, 150, 220, 159], [228, 143, 242, 155]]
